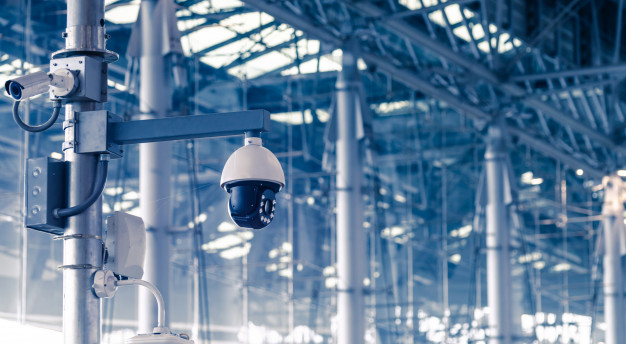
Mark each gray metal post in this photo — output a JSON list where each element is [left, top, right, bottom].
[[336, 51, 365, 344], [61, 1, 106, 343], [484, 125, 512, 344], [138, 0, 172, 333], [602, 175, 624, 344]]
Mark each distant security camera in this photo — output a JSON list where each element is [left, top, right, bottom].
[[220, 134, 285, 229], [5, 71, 51, 100]]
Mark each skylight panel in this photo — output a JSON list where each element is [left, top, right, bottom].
[[280, 50, 366, 76], [428, 4, 473, 26], [296, 39, 320, 56], [188, 2, 211, 14], [418, 2, 525, 56], [278, 39, 320, 60], [177, 18, 207, 32], [176, 9, 192, 17], [271, 111, 313, 125], [188, 0, 243, 14], [227, 50, 293, 78], [220, 12, 274, 34], [258, 26, 296, 47], [399, 0, 423, 10], [452, 26, 471, 42], [105, 0, 139, 24], [200, 38, 258, 68], [182, 26, 237, 53], [453, 22, 485, 42], [207, 0, 243, 11], [477, 33, 516, 54], [281, 55, 341, 76]]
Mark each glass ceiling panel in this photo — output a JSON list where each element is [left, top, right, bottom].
[[182, 26, 238, 53], [227, 50, 293, 78], [189, 0, 243, 14], [219, 12, 274, 34]]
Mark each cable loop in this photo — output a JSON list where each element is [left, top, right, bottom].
[[12, 100, 62, 133]]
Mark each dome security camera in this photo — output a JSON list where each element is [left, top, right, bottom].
[[220, 133, 285, 229]]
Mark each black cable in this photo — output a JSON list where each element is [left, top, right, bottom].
[[13, 100, 62, 132], [54, 159, 109, 218]]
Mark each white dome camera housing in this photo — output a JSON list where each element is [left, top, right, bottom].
[[220, 133, 285, 229]]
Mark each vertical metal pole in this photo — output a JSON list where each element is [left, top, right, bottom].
[[484, 125, 512, 344], [18, 0, 32, 321], [336, 51, 365, 344], [60, 1, 107, 343], [192, 257, 200, 341], [242, 254, 249, 344], [138, 0, 172, 333], [602, 175, 624, 344]]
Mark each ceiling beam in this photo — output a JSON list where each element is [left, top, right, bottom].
[[241, 0, 607, 178], [510, 64, 626, 82]]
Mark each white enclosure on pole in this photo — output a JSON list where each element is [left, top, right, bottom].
[[138, 0, 172, 333], [61, 1, 107, 343], [484, 125, 512, 344], [602, 175, 624, 344], [336, 51, 365, 344]]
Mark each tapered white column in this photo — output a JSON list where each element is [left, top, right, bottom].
[[485, 125, 512, 344], [602, 175, 624, 344], [138, 0, 172, 333], [336, 51, 365, 344]]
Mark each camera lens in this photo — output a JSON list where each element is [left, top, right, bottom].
[[227, 183, 278, 229], [10, 82, 22, 100], [263, 200, 273, 214]]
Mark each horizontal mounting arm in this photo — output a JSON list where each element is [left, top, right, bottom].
[[110, 109, 271, 145]]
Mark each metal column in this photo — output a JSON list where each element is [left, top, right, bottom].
[[61, 1, 106, 343], [138, 0, 172, 333], [602, 175, 624, 344], [484, 125, 512, 344], [336, 51, 365, 344]]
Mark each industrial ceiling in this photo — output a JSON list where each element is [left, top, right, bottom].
[[0, 0, 624, 343]]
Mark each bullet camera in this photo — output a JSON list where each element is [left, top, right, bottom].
[[5, 68, 79, 101], [5, 71, 52, 100], [220, 134, 285, 229]]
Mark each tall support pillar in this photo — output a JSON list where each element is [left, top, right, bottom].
[[138, 0, 172, 333], [484, 126, 512, 344], [60, 1, 108, 343], [336, 51, 365, 344], [602, 175, 624, 344]]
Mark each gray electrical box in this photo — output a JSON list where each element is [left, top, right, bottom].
[[75, 110, 123, 158], [50, 55, 107, 102], [25, 157, 68, 234]]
